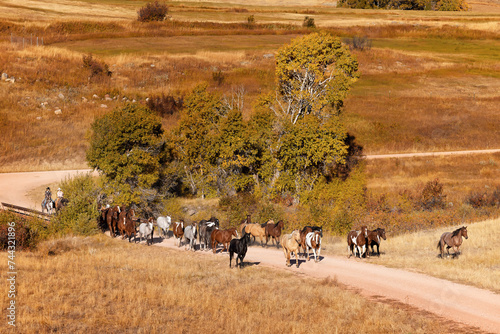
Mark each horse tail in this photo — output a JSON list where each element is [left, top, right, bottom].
[[436, 238, 442, 250]]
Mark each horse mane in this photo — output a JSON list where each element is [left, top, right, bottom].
[[451, 227, 464, 237]]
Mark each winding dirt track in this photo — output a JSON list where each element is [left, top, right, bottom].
[[1, 169, 500, 333]]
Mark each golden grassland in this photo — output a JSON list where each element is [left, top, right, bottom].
[[327, 217, 500, 293], [0, 233, 483, 333]]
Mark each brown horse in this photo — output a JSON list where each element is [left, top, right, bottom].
[[367, 228, 386, 256], [281, 230, 301, 268], [243, 223, 266, 246], [265, 220, 285, 248], [54, 197, 68, 213], [116, 207, 136, 242], [437, 226, 468, 258], [104, 205, 122, 237], [173, 221, 185, 247], [211, 227, 238, 253], [347, 226, 369, 258]]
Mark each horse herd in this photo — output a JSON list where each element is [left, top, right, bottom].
[[99, 206, 470, 268]]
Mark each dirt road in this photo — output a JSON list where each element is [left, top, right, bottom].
[[1, 169, 500, 333]]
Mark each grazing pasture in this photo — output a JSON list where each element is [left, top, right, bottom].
[[1, 234, 479, 333]]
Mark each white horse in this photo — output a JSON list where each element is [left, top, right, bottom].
[[184, 222, 197, 251], [138, 218, 154, 246], [156, 216, 171, 239], [41, 199, 55, 214]]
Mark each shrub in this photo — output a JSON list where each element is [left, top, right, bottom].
[[420, 178, 446, 211], [137, 1, 169, 22], [82, 53, 111, 79], [146, 93, 183, 117], [0, 212, 45, 251], [343, 36, 372, 51], [247, 15, 255, 25], [212, 69, 225, 86], [303, 16, 315, 28], [51, 174, 100, 236]]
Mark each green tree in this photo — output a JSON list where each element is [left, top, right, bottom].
[[173, 85, 227, 197], [274, 32, 359, 124], [86, 104, 167, 205]]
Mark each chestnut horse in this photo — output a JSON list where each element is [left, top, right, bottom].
[[437, 226, 468, 258], [211, 227, 238, 253], [173, 221, 185, 247], [347, 226, 368, 258], [265, 220, 285, 248], [117, 207, 136, 242], [105, 205, 122, 237], [367, 228, 386, 256], [243, 223, 266, 246], [281, 230, 301, 268], [305, 231, 322, 262]]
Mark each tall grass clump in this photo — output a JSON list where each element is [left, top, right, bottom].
[[51, 174, 100, 236]]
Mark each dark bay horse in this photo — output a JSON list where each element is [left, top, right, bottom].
[[229, 232, 251, 269], [265, 220, 285, 248], [54, 197, 69, 213], [367, 228, 386, 256], [211, 227, 238, 253], [347, 226, 368, 258], [198, 217, 219, 251], [437, 226, 468, 258]]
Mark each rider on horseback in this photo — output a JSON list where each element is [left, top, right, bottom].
[[57, 187, 63, 199], [42, 187, 52, 208]]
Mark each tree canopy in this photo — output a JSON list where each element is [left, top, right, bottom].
[[86, 104, 168, 205], [274, 32, 359, 124]]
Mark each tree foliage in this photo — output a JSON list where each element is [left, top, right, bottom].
[[336, 0, 469, 10], [86, 104, 168, 205], [273, 32, 359, 124]]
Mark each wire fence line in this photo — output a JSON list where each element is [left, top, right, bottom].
[[10, 33, 44, 48]]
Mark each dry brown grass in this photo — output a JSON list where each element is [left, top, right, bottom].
[[328, 218, 500, 293], [0, 234, 482, 333]]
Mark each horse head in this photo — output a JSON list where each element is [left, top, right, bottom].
[[462, 226, 468, 239], [361, 226, 368, 238], [379, 228, 387, 240], [292, 230, 301, 243], [277, 220, 285, 229]]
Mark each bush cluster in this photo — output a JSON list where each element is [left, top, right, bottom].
[[137, 1, 169, 22], [82, 53, 111, 79], [342, 36, 372, 51], [0, 212, 46, 251], [466, 187, 500, 208], [146, 93, 183, 117]]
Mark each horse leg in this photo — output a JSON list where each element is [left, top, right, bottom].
[[295, 249, 299, 268]]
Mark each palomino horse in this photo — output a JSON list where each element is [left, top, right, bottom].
[[243, 223, 266, 246], [265, 220, 285, 247], [367, 228, 386, 256], [199, 217, 219, 251], [173, 221, 185, 247], [238, 214, 251, 236], [117, 207, 136, 242], [305, 231, 322, 262], [347, 226, 369, 258], [184, 222, 197, 251], [211, 227, 238, 253], [281, 230, 302, 268], [229, 232, 251, 269], [437, 226, 468, 258]]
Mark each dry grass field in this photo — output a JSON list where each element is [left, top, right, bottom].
[[328, 217, 500, 293], [0, 233, 484, 333]]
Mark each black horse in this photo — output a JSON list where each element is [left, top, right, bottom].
[[229, 231, 251, 269]]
